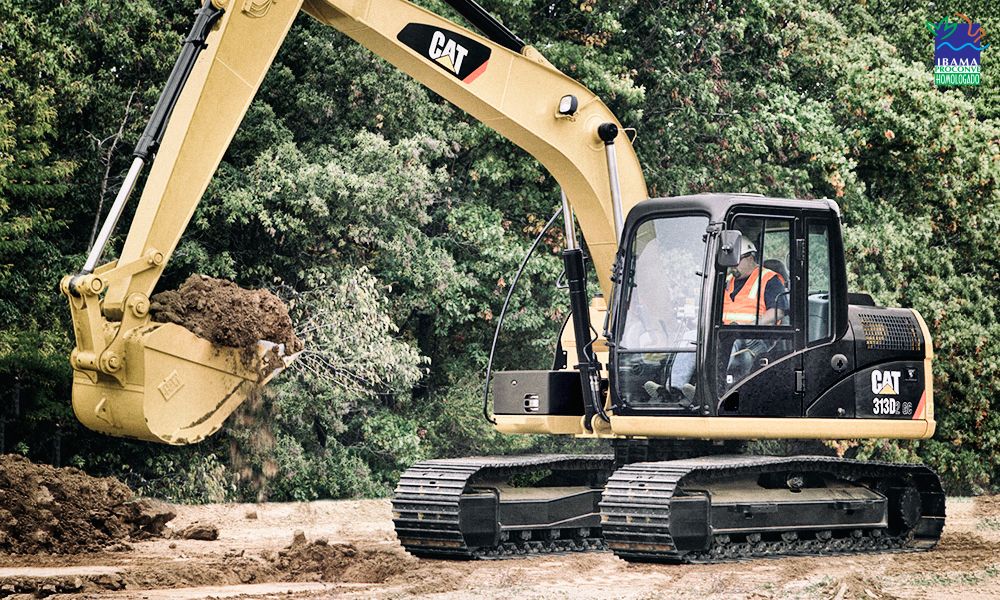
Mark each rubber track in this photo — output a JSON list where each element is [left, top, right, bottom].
[[601, 455, 945, 563], [393, 454, 614, 559]]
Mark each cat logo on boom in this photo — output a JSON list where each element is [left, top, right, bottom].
[[428, 31, 469, 75], [397, 23, 491, 83]]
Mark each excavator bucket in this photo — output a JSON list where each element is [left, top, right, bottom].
[[71, 321, 298, 445]]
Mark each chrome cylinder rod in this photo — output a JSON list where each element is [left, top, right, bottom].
[[597, 123, 624, 243], [560, 188, 577, 250], [81, 156, 145, 274]]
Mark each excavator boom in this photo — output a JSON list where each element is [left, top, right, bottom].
[[62, 0, 647, 443]]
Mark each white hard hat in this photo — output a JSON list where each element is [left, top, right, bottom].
[[741, 239, 757, 257]]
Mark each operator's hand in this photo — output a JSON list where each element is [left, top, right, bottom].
[[758, 308, 785, 326], [643, 381, 665, 399]]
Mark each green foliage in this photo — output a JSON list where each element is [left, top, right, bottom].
[[0, 0, 997, 498], [0, 0, 74, 339]]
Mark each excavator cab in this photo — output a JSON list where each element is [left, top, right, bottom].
[[493, 193, 934, 442], [613, 193, 932, 430], [613, 194, 846, 419]]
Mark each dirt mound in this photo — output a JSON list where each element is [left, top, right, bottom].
[[822, 574, 898, 599], [271, 532, 412, 584], [150, 275, 303, 352], [0, 455, 175, 554]]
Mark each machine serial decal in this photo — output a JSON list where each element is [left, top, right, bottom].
[[397, 23, 491, 83]]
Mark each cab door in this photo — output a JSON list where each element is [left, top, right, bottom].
[[799, 214, 855, 416], [714, 211, 803, 417]]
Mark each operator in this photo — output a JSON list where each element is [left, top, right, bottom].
[[723, 237, 787, 385]]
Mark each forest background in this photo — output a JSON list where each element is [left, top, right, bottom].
[[1, 0, 997, 501]]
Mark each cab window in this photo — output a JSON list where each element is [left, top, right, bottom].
[[807, 221, 833, 343], [722, 217, 792, 327], [615, 215, 709, 411]]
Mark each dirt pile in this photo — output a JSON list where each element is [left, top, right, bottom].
[[150, 274, 303, 352], [270, 532, 411, 584], [0, 455, 175, 554], [822, 574, 898, 600], [176, 522, 219, 541]]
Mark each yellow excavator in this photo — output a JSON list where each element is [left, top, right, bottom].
[[62, 0, 943, 562]]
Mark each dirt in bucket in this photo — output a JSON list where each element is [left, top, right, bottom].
[[149, 274, 303, 353], [0, 455, 175, 555]]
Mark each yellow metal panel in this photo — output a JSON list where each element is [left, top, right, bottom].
[[912, 308, 935, 425], [608, 415, 934, 440], [493, 414, 586, 435], [495, 413, 934, 440]]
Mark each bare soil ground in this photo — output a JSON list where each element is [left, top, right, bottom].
[[1, 495, 998, 599]]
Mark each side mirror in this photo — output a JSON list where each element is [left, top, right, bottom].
[[717, 230, 743, 268]]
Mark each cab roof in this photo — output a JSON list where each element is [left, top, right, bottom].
[[625, 193, 841, 226]]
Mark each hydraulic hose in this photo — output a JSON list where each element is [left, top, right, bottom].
[[482, 208, 562, 425]]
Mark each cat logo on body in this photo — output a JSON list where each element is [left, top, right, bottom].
[[871, 369, 910, 417], [871, 370, 901, 395], [397, 23, 492, 83]]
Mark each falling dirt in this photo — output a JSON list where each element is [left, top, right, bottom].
[[226, 388, 280, 502], [0, 455, 174, 555], [150, 274, 303, 353]]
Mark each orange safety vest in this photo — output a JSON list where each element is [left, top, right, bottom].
[[723, 266, 784, 325]]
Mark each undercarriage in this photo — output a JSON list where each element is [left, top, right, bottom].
[[392, 455, 614, 559], [392, 444, 944, 563]]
